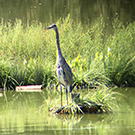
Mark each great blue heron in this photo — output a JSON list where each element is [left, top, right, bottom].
[[44, 23, 73, 106]]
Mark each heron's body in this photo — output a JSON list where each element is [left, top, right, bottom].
[[44, 24, 73, 106]]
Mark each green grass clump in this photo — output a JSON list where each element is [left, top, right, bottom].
[[0, 15, 134, 89], [40, 86, 119, 114]]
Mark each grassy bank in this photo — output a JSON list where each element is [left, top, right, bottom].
[[0, 15, 135, 89], [41, 86, 119, 114]]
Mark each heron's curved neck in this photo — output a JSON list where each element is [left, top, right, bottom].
[[55, 28, 62, 58]]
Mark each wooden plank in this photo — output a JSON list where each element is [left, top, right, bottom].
[[16, 85, 42, 92], [0, 93, 3, 97]]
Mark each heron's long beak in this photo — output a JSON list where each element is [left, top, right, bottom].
[[44, 26, 52, 30], [44, 27, 48, 29], [42, 27, 49, 32]]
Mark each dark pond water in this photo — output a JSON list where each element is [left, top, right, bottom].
[[1, 0, 135, 23], [1, 0, 135, 36], [0, 88, 135, 135]]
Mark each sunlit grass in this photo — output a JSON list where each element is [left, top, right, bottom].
[[40, 86, 120, 114], [0, 15, 134, 89]]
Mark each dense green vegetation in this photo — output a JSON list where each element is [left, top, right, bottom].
[[42, 86, 119, 114], [0, 15, 135, 89]]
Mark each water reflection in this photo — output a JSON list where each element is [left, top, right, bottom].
[[0, 88, 135, 135], [0, 0, 135, 26]]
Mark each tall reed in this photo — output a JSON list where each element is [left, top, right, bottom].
[[0, 15, 134, 89]]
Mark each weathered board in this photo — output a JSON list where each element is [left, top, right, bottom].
[[16, 85, 42, 92], [0, 93, 3, 97]]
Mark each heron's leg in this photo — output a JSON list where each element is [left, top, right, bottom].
[[60, 85, 62, 106], [69, 85, 73, 102], [66, 85, 68, 106], [70, 92, 73, 102]]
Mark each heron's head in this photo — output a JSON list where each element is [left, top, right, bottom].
[[43, 23, 57, 31]]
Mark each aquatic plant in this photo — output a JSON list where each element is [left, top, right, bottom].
[[41, 86, 119, 114]]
